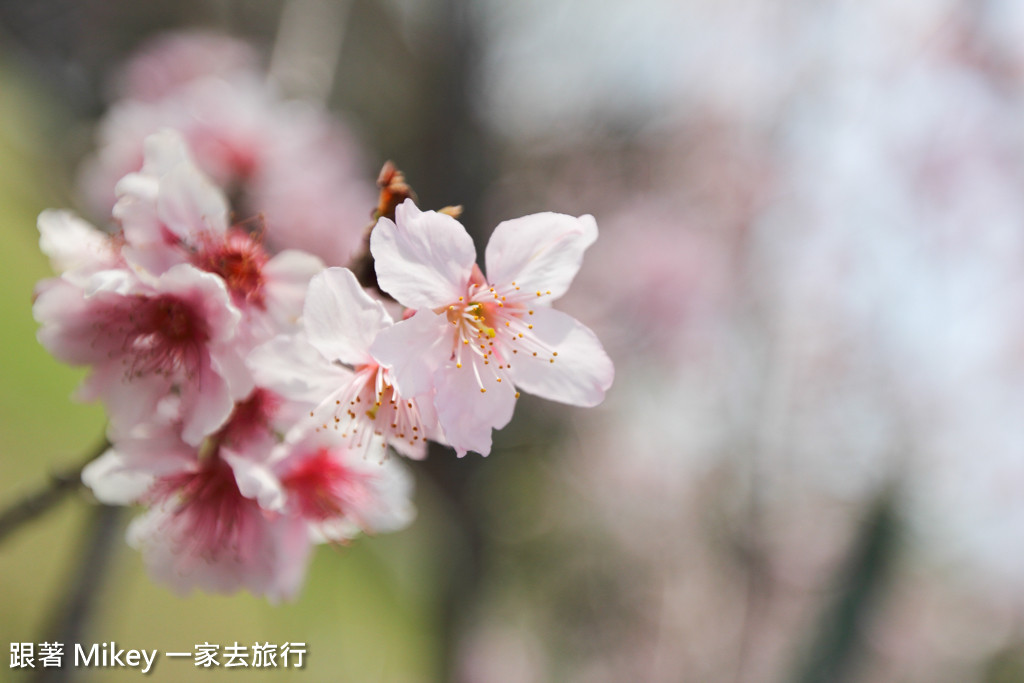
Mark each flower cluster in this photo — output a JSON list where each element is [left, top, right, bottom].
[[36, 138, 612, 599], [33, 32, 612, 602], [36, 131, 413, 600]]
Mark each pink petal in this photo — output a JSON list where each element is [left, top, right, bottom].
[[304, 267, 389, 365], [506, 307, 614, 407], [82, 448, 158, 505], [37, 210, 118, 277], [484, 213, 598, 302], [370, 199, 476, 309], [156, 159, 229, 242], [179, 353, 235, 445], [262, 249, 325, 331], [433, 357, 517, 457], [247, 333, 352, 404], [370, 309, 453, 398]]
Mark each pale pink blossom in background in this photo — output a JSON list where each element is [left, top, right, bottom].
[[77, 32, 374, 266], [112, 30, 261, 103]]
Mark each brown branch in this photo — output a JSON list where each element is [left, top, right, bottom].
[[0, 437, 110, 545]]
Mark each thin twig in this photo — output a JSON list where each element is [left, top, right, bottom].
[[0, 437, 109, 545]]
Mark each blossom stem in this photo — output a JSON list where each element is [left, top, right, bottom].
[[0, 436, 110, 545]]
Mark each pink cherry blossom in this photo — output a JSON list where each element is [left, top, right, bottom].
[[126, 456, 311, 602], [369, 200, 614, 456], [33, 263, 247, 445], [112, 30, 260, 103], [114, 130, 324, 347], [250, 267, 443, 459], [81, 392, 308, 601], [77, 33, 374, 266], [272, 429, 416, 543]]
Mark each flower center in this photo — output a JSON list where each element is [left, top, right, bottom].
[[282, 448, 372, 523], [194, 228, 268, 308], [149, 455, 258, 562], [122, 294, 209, 379]]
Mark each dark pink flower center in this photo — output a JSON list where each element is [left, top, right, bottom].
[[282, 448, 372, 524], [149, 456, 261, 562], [194, 228, 268, 308], [119, 294, 209, 379], [217, 388, 281, 448]]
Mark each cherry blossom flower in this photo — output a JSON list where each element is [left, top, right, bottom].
[[83, 384, 414, 599], [111, 30, 260, 103], [114, 130, 324, 347], [33, 263, 248, 445], [272, 429, 416, 543], [77, 33, 374, 266], [369, 200, 614, 456], [249, 267, 443, 459], [84, 397, 309, 601]]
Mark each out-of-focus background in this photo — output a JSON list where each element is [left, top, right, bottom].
[[4, 0, 1024, 681]]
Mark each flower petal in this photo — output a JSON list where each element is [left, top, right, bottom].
[[38, 210, 118, 277], [82, 447, 159, 505], [485, 213, 597, 302], [370, 309, 453, 398], [262, 249, 325, 331], [156, 157, 229, 242], [433, 357, 517, 457], [370, 199, 476, 309], [248, 333, 352, 404], [304, 267, 389, 365], [179, 353, 235, 445], [506, 307, 613, 407]]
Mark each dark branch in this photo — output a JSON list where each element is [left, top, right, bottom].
[[0, 437, 110, 545]]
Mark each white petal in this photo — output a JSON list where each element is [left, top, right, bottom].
[[156, 160, 229, 242], [433, 357, 517, 457], [370, 200, 476, 309], [247, 333, 352, 404], [179, 354, 235, 445], [82, 448, 157, 505], [506, 307, 614, 407], [370, 310, 453, 398], [484, 213, 597, 302], [304, 267, 389, 365], [262, 249, 325, 331], [37, 210, 115, 276], [222, 448, 287, 511], [140, 129, 194, 176]]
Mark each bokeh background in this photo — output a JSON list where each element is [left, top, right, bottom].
[[4, 0, 1024, 681]]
